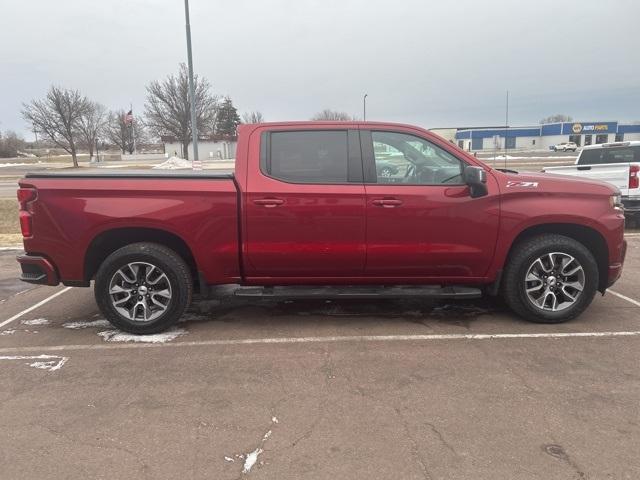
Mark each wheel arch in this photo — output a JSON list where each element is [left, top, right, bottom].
[[84, 227, 199, 288], [505, 223, 609, 292]]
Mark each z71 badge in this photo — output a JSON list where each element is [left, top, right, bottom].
[[506, 181, 539, 188]]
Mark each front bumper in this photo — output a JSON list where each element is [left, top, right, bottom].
[[17, 254, 60, 286], [606, 239, 627, 288]]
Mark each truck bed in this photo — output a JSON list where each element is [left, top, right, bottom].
[[19, 170, 241, 285], [543, 163, 630, 194]]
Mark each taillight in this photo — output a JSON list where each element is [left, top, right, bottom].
[[17, 188, 37, 238], [19, 211, 33, 237], [629, 165, 639, 189], [17, 188, 37, 209]]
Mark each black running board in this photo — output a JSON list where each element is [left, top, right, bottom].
[[233, 285, 482, 300]]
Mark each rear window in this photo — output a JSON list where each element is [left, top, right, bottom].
[[578, 146, 640, 165], [265, 131, 349, 183]]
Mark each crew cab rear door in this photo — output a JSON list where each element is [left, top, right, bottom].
[[360, 128, 500, 278], [244, 127, 366, 278]]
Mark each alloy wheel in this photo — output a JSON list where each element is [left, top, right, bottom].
[[524, 252, 585, 312], [108, 262, 172, 322]]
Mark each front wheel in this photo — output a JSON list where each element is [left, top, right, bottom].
[[502, 234, 598, 323], [95, 242, 193, 334]]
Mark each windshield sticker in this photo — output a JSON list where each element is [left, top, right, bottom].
[[506, 181, 539, 188]]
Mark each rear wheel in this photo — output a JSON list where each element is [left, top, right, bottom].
[[95, 242, 192, 334], [502, 234, 598, 323]]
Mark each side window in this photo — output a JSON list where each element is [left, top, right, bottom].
[[371, 131, 464, 185], [578, 149, 605, 165], [579, 147, 639, 165], [605, 147, 635, 164], [265, 131, 349, 183]]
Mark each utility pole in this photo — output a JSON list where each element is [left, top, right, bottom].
[[363, 94, 368, 121], [184, 0, 199, 167], [504, 90, 509, 169]]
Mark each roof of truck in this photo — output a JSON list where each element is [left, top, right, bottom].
[[582, 141, 640, 150]]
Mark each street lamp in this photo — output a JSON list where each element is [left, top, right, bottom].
[[363, 94, 368, 121], [184, 0, 199, 166]]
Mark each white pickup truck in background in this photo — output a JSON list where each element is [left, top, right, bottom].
[[543, 141, 640, 215]]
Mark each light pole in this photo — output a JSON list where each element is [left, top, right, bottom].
[[184, 0, 199, 166], [363, 94, 368, 121], [504, 90, 509, 169]]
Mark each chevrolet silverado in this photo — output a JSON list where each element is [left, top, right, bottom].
[[17, 122, 627, 333]]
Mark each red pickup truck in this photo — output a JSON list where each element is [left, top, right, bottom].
[[17, 121, 626, 333]]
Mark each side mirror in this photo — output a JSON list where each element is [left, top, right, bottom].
[[463, 166, 488, 198]]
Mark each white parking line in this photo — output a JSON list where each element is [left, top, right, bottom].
[[0, 330, 639, 356], [0, 287, 72, 330], [607, 289, 640, 308]]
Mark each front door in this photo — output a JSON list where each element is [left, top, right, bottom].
[[244, 128, 366, 278], [361, 129, 500, 279]]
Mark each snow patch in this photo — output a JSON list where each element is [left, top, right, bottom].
[[0, 162, 33, 167], [0, 330, 15, 336], [97, 327, 187, 343], [0, 354, 68, 372], [21, 318, 49, 326], [152, 156, 193, 170], [62, 319, 112, 329], [243, 448, 263, 474], [490, 154, 577, 161], [227, 416, 279, 474]]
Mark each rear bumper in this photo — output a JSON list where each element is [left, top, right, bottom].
[[17, 254, 60, 286], [622, 198, 640, 213]]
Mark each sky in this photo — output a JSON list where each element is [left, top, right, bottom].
[[1, 0, 639, 139]]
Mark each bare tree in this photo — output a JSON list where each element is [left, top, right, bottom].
[[242, 111, 264, 124], [540, 114, 573, 124], [22, 86, 90, 167], [311, 109, 352, 121], [106, 110, 135, 154], [78, 101, 107, 161], [0, 131, 25, 158], [144, 63, 219, 159]]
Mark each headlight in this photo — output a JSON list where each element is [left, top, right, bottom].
[[610, 193, 623, 210]]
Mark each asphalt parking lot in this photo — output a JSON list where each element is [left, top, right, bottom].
[[1, 238, 639, 479]]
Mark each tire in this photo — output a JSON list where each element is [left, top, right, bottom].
[[95, 242, 193, 334], [502, 234, 598, 323]]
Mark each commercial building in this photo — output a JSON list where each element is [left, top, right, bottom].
[[446, 121, 640, 152]]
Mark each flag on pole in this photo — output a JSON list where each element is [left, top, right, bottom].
[[124, 109, 134, 125]]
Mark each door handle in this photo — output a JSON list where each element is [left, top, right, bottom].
[[577, 166, 591, 171], [372, 198, 403, 207], [253, 198, 285, 207]]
